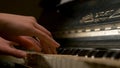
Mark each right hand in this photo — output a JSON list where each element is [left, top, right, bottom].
[[0, 13, 60, 57]]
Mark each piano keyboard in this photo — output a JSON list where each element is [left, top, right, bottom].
[[25, 52, 120, 68], [1, 51, 120, 68], [57, 48, 120, 59], [42, 54, 120, 68]]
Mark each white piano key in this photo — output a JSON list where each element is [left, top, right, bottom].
[[94, 28, 100, 31], [77, 30, 82, 32], [117, 27, 120, 29], [105, 27, 112, 30], [85, 29, 91, 32]]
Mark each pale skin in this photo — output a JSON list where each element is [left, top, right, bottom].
[[0, 13, 60, 58]]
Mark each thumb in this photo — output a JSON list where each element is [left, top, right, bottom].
[[0, 47, 27, 58]]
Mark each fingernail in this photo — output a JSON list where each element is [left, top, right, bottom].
[[16, 50, 27, 58], [56, 43, 60, 47]]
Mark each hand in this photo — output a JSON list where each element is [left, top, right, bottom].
[[0, 35, 42, 52], [0, 13, 60, 57], [0, 37, 26, 58]]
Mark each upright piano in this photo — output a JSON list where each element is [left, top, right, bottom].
[[39, 0, 120, 68]]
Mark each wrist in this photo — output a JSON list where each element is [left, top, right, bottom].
[[0, 13, 8, 32]]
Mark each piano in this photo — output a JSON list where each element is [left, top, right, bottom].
[[55, 0, 120, 58], [40, 0, 120, 51], [38, 0, 120, 68]]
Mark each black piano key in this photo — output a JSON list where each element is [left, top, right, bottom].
[[87, 50, 98, 57], [59, 48, 67, 54], [57, 48, 64, 54], [104, 51, 116, 58], [71, 48, 81, 55], [113, 52, 120, 59], [62, 48, 73, 55], [94, 50, 107, 58], [58, 48, 81, 55], [78, 50, 90, 56]]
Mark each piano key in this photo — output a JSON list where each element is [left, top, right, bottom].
[[94, 50, 107, 58], [57, 48, 64, 54], [57, 48, 81, 55], [104, 51, 116, 58], [61, 48, 73, 55], [58, 48, 67, 54], [71, 48, 81, 55], [78, 49, 90, 56], [113, 52, 120, 59], [107, 51, 118, 59], [87, 50, 98, 57]]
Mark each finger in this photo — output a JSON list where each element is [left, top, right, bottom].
[[33, 28, 59, 54], [3, 36, 41, 52], [8, 48, 27, 58], [33, 28, 60, 48], [33, 22, 52, 37], [8, 41, 19, 46], [50, 47, 57, 54], [13, 36, 42, 52], [40, 42, 53, 54], [0, 46, 27, 58], [47, 47, 57, 54], [41, 41, 57, 54]]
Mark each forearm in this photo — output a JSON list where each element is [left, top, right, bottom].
[[0, 13, 7, 32]]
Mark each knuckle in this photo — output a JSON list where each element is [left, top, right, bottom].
[[28, 16, 36, 20], [49, 32, 52, 36]]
